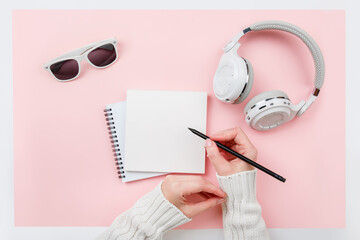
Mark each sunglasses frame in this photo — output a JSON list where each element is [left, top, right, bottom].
[[44, 38, 118, 82]]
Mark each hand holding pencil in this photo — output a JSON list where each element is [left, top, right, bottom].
[[189, 127, 286, 182], [204, 127, 257, 176]]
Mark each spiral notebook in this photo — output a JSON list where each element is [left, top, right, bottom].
[[104, 101, 165, 182]]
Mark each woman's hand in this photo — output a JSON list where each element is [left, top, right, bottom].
[[205, 127, 257, 176], [161, 175, 226, 218]]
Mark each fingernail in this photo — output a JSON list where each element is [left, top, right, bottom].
[[205, 139, 212, 147], [217, 198, 226, 204]]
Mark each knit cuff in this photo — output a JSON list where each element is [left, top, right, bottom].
[[129, 182, 191, 236], [216, 170, 257, 203]]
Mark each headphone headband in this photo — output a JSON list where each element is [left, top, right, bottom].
[[249, 20, 325, 91]]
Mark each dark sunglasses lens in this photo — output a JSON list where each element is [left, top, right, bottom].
[[88, 43, 117, 67], [50, 59, 79, 80]]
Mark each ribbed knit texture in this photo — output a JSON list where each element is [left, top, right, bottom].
[[97, 170, 270, 240], [217, 170, 271, 240], [96, 183, 190, 240]]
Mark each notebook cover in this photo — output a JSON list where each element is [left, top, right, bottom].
[[105, 101, 166, 182]]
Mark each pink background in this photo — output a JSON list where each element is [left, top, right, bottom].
[[13, 10, 345, 228]]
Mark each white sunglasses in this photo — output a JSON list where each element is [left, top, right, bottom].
[[44, 38, 118, 82]]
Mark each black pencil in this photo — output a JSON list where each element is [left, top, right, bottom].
[[188, 128, 286, 183]]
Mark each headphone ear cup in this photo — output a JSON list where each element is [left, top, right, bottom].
[[244, 90, 289, 114], [244, 90, 294, 130], [233, 59, 254, 104], [213, 52, 251, 104]]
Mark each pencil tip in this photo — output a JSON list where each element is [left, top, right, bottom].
[[188, 127, 194, 132]]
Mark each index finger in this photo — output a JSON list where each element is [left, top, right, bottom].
[[210, 127, 251, 145], [181, 179, 226, 198]]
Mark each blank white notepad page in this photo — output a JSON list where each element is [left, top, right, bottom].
[[124, 90, 207, 173]]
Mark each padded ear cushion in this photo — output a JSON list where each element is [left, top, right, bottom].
[[234, 59, 254, 104], [244, 90, 289, 114]]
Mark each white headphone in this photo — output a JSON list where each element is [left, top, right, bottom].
[[213, 20, 325, 131]]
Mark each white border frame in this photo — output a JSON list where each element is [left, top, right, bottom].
[[1, 1, 359, 239]]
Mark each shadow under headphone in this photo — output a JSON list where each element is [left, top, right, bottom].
[[213, 20, 325, 131]]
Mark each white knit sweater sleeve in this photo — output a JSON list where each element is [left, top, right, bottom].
[[96, 183, 190, 240], [217, 170, 271, 240]]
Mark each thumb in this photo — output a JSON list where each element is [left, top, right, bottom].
[[183, 197, 224, 218], [204, 139, 230, 171]]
